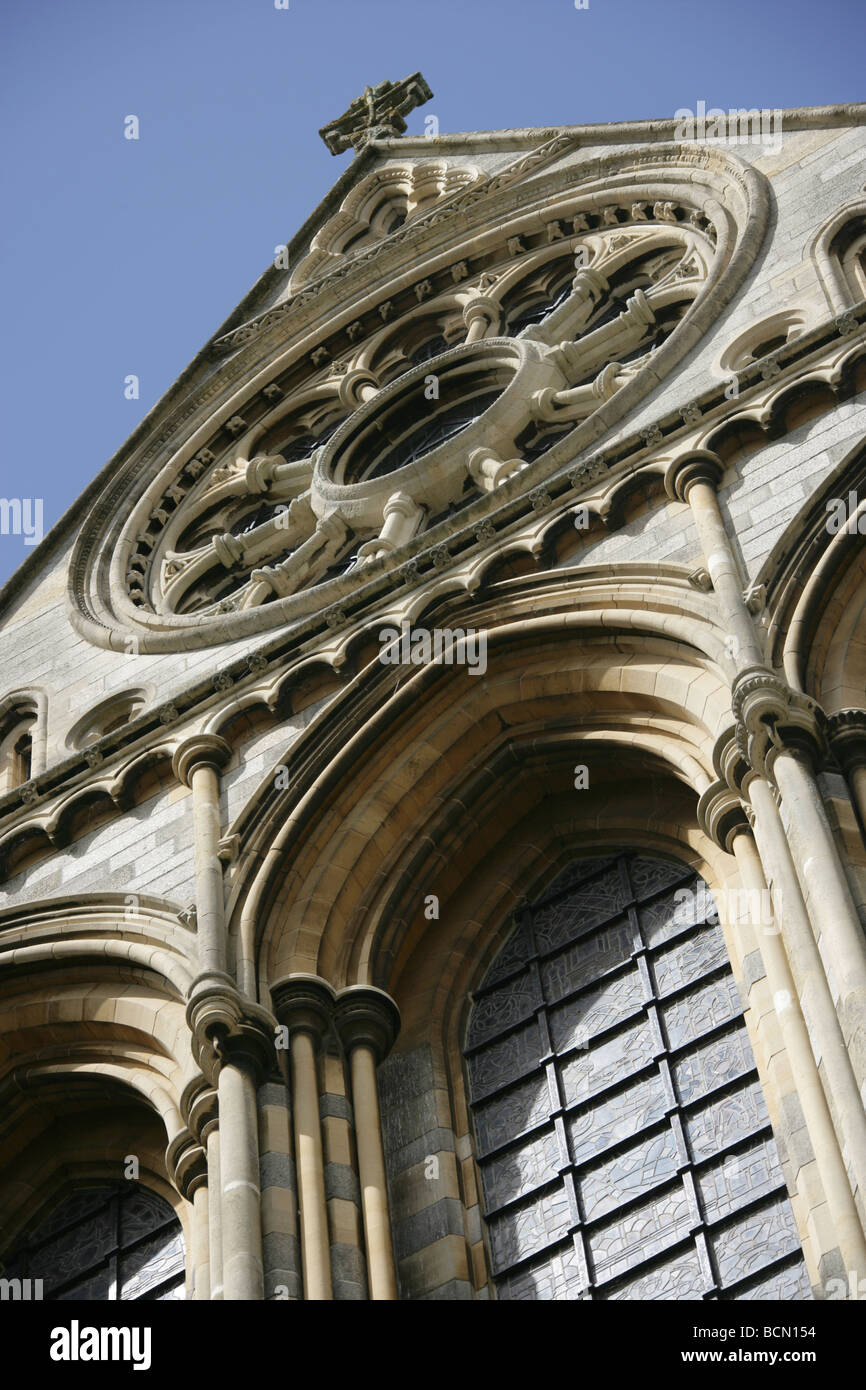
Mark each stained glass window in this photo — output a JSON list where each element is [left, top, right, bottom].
[[1, 1183, 185, 1300], [464, 852, 811, 1300]]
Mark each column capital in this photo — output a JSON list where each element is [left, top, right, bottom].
[[731, 667, 827, 778], [711, 725, 753, 795], [186, 975, 276, 1085], [271, 973, 336, 1042], [827, 709, 866, 774], [180, 1077, 219, 1145], [172, 734, 232, 787], [664, 449, 724, 503], [333, 985, 401, 1063], [696, 779, 750, 852], [166, 1128, 208, 1200], [461, 293, 500, 334]]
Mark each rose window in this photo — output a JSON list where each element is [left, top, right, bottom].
[[70, 167, 735, 646]]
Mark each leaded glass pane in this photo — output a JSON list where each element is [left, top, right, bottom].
[[661, 973, 742, 1050], [541, 918, 637, 1003], [121, 1227, 185, 1300], [604, 1248, 705, 1301], [588, 1185, 692, 1284], [1, 1183, 185, 1301], [567, 1074, 669, 1167], [479, 1129, 562, 1208], [495, 1245, 585, 1301], [697, 1136, 781, 1222], [548, 968, 645, 1052], [467, 1017, 542, 1098], [580, 1128, 680, 1221], [652, 926, 729, 996], [730, 1261, 812, 1301], [674, 1028, 755, 1105], [685, 1078, 770, 1160], [488, 1187, 573, 1268], [464, 851, 810, 1300], [711, 1195, 802, 1286], [466, 970, 540, 1048], [558, 1017, 656, 1106], [473, 1072, 554, 1155]]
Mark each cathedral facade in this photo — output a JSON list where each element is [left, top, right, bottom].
[[1, 87, 865, 1301]]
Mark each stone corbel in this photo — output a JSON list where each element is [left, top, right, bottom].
[[743, 581, 767, 615]]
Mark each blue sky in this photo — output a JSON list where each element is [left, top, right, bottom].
[[0, 0, 862, 585]]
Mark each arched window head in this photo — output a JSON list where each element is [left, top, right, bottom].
[[12, 731, 32, 786], [463, 851, 811, 1300], [0, 703, 37, 795], [0, 1183, 184, 1300]]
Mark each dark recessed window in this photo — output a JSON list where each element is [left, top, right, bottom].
[[12, 732, 32, 787], [506, 283, 571, 336], [1, 1184, 185, 1301], [366, 390, 501, 482], [464, 851, 811, 1301]]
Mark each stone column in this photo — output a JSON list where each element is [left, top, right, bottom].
[[461, 293, 499, 343], [165, 1128, 209, 1300], [828, 710, 866, 840], [770, 740, 866, 1065], [190, 1181, 210, 1301], [355, 492, 424, 565], [698, 778, 866, 1284], [334, 986, 401, 1301], [734, 675, 866, 1088], [206, 1129, 223, 1300], [184, 1080, 219, 1301], [736, 766, 866, 1212], [272, 975, 335, 1300], [218, 1040, 267, 1300], [700, 778, 866, 1286], [172, 735, 232, 979], [187, 986, 276, 1301], [665, 451, 764, 670], [731, 823, 866, 1281]]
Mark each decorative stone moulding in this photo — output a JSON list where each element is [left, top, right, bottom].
[[827, 709, 866, 773], [731, 666, 827, 777], [68, 143, 770, 653], [697, 779, 750, 852], [715, 309, 811, 377], [186, 975, 276, 1085], [289, 159, 483, 290], [65, 689, 150, 752]]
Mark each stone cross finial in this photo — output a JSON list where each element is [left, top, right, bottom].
[[318, 72, 434, 155]]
